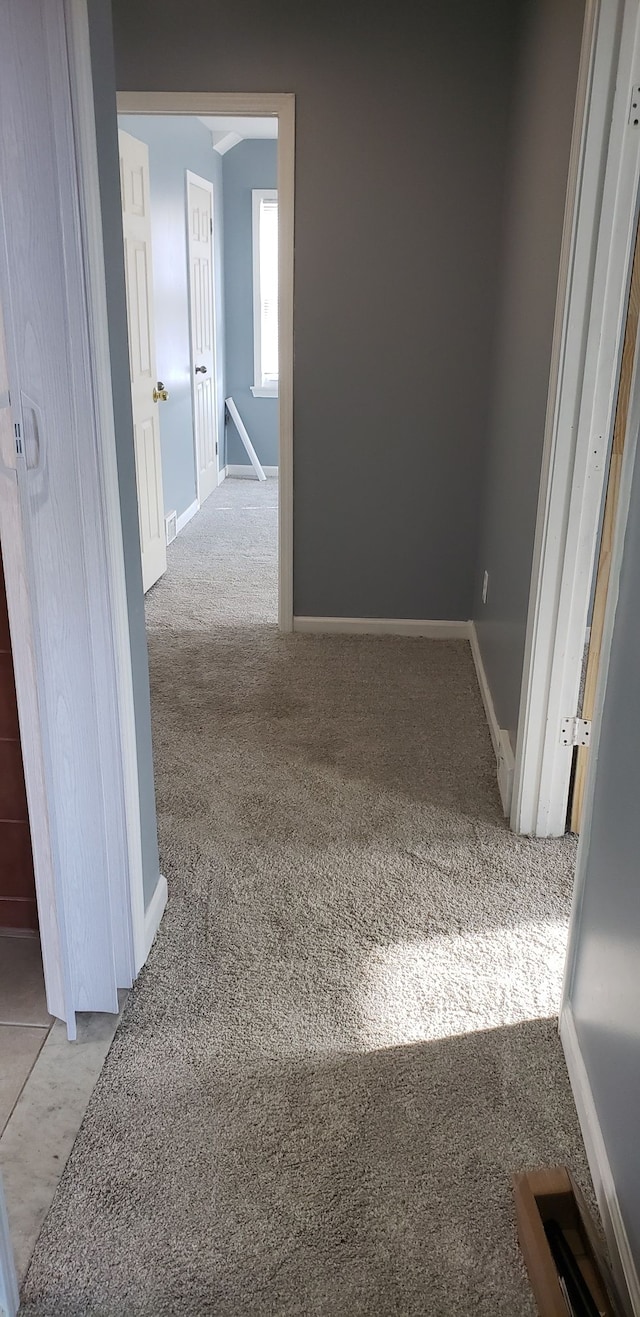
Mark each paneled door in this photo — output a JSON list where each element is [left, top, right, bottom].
[[119, 130, 167, 593], [187, 173, 219, 504]]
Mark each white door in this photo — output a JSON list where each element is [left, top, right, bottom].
[[119, 130, 167, 593], [187, 173, 219, 504]]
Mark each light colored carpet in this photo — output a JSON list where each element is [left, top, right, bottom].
[[20, 477, 590, 1315]]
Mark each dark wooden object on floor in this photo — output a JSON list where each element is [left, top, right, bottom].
[[0, 553, 38, 931], [513, 1166, 619, 1316]]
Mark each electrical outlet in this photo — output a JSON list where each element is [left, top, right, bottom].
[[482, 570, 489, 604]]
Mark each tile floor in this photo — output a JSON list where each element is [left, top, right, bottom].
[[0, 933, 125, 1286], [0, 935, 52, 1139]]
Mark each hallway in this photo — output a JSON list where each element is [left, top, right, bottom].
[[20, 480, 589, 1315]]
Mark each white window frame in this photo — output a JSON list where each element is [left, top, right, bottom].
[[251, 188, 279, 398]]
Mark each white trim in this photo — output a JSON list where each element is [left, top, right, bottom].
[[469, 624, 501, 759], [66, 0, 145, 980], [293, 617, 471, 638], [185, 169, 221, 495], [225, 396, 266, 480], [0, 1174, 17, 1317], [226, 464, 278, 479], [558, 330, 640, 1316], [0, 1173, 18, 1317], [560, 1005, 640, 1314], [562, 275, 640, 1009], [210, 130, 242, 156], [143, 873, 168, 962], [252, 188, 278, 395], [513, 0, 640, 836], [217, 466, 226, 485], [117, 93, 295, 634], [176, 498, 199, 534], [469, 624, 515, 815]]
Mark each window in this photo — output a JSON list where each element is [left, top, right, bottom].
[[251, 190, 278, 397]]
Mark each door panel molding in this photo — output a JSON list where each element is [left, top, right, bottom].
[[119, 128, 167, 594], [186, 170, 219, 503]]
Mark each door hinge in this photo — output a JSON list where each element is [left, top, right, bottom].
[[210, 217, 213, 234], [215, 440, 218, 455], [14, 421, 22, 456], [560, 717, 591, 747], [630, 85, 640, 126]]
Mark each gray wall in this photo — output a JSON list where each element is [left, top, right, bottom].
[[223, 139, 278, 468], [88, 1, 160, 909], [566, 423, 640, 1273], [118, 114, 225, 520], [111, 0, 525, 620], [472, 0, 586, 746]]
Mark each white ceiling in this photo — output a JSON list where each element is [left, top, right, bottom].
[[198, 116, 277, 142]]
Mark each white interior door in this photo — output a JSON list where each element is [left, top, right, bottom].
[[119, 130, 167, 593], [187, 173, 219, 504]]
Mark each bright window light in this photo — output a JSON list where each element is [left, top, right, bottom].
[[252, 190, 278, 397]]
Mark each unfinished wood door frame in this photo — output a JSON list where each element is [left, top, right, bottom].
[[571, 210, 640, 831], [512, 0, 640, 836], [117, 92, 295, 633], [185, 169, 221, 500]]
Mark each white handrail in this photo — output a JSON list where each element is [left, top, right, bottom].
[[225, 397, 266, 481]]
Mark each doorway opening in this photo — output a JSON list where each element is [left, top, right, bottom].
[[116, 95, 293, 633]]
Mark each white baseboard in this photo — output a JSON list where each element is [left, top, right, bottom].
[[217, 466, 226, 485], [469, 622, 514, 816], [292, 617, 471, 639], [142, 873, 168, 963], [226, 464, 278, 479], [560, 1004, 640, 1315], [496, 730, 515, 818], [176, 499, 199, 534]]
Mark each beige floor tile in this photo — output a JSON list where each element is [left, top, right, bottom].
[[0, 936, 52, 1026], [0, 1002, 125, 1284], [0, 1026, 48, 1135]]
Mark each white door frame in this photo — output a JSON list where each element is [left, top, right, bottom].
[[117, 92, 295, 634], [559, 330, 640, 1316], [185, 169, 222, 497], [0, 1172, 18, 1317], [512, 0, 640, 836], [0, 0, 151, 1044]]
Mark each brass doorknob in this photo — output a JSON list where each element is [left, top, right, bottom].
[[153, 381, 169, 403]]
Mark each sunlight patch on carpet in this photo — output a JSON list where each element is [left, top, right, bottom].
[[358, 921, 567, 1046]]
